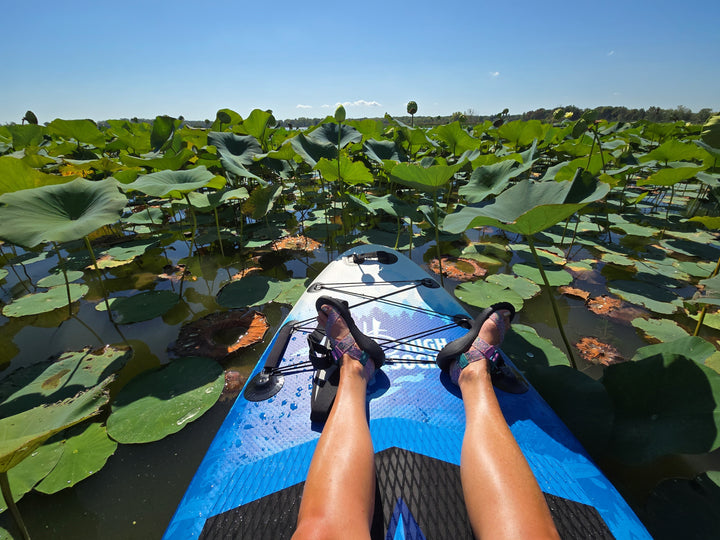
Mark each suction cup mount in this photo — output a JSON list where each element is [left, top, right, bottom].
[[244, 368, 284, 401]]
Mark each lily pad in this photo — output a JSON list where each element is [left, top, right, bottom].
[[631, 318, 690, 342], [35, 422, 117, 494], [454, 280, 524, 312], [0, 178, 127, 248], [503, 324, 570, 372], [512, 263, 573, 287], [486, 274, 541, 300], [106, 356, 224, 444], [2, 283, 88, 318], [273, 278, 311, 306], [109, 290, 180, 324], [603, 346, 720, 463], [217, 275, 285, 308], [36, 270, 84, 288], [0, 268, 9, 281], [122, 166, 225, 199], [632, 336, 718, 365], [607, 280, 682, 315]]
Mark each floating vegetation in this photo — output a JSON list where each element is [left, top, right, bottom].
[[428, 257, 487, 281], [575, 337, 624, 366]]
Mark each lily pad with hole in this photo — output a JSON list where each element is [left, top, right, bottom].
[[35, 422, 117, 494], [631, 318, 690, 342], [603, 344, 720, 463], [106, 356, 224, 444], [36, 270, 84, 288], [217, 275, 285, 308], [1, 283, 88, 318], [607, 280, 682, 315], [108, 290, 180, 324]]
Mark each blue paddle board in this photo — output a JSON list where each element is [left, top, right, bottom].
[[164, 244, 650, 539]]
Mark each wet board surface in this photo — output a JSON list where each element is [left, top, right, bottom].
[[164, 244, 651, 540]]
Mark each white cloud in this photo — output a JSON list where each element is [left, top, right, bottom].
[[296, 104, 312, 109], [489, 71, 500, 78], [321, 104, 331, 108], [607, 50, 615, 56], [336, 100, 382, 108]]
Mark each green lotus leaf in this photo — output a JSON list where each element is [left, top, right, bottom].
[[603, 346, 720, 463], [672, 260, 717, 278], [6, 124, 45, 149], [459, 159, 532, 203], [106, 120, 152, 154], [454, 280, 524, 312], [0, 268, 7, 281], [0, 382, 110, 472], [150, 115, 182, 152], [526, 365, 614, 457], [241, 109, 276, 144], [35, 422, 117, 494], [346, 119, 385, 140], [607, 280, 682, 314], [0, 178, 126, 248], [36, 270, 84, 288], [444, 172, 610, 236], [363, 139, 407, 163], [242, 184, 281, 220], [274, 278, 311, 306], [631, 317, 690, 342], [120, 148, 194, 171], [109, 290, 180, 324], [601, 252, 637, 267], [305, 122, 361, 148], [700, 114, 720, 149], [512, 263, 573, 287], [0, 435, 63, 512], [430, 121, 479, 156], [121, 206, 165, 225], [689, 215, 720, 230], [217, 275, 285, 308], [186, 188, 249, 211], [208, 132, 262, 177], [0, 155, 68, 195], [638, 165, 704, 187], [122, 166, 225, 198], [0, 345, 132, 418], [2, 283, 88, 318], [641, 139, 703, 164], [391, 162, 464, 193], [503, 323, 570, 371], [497, 119, 546, 147], [47, 119, 105, 149], [106, 356, 223, 444], [315, 156, 374, 185], [289, 132, 337, 166], [486, 274, 541, 299], [633, 336, 717, 364], [645, 472, 720, 540], [211, 108, 242, 130]]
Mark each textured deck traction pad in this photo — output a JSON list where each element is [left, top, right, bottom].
[[199, 447, 614, 539]]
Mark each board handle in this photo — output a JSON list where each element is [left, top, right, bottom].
[[243, 321, 296, 401]]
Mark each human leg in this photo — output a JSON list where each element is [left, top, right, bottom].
[[445, 310, 559, 539], [293, 302, 381, 540]]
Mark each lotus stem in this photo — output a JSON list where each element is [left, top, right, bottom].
[[1, 471, 31, 540], [434, 194, 444, 287], [693, 255, 720, 336], [213, 207, 225, 257], [84, 236, 114, 322], [527, 236, 578, 369], [183, 194, 198, 255], [71, 314, 105, 346], [51, 242, 73, 317]]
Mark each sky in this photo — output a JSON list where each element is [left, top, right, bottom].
[[1, 0, 719, 124]]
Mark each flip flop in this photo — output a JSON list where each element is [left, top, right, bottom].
[[437, 302, 528, 394]]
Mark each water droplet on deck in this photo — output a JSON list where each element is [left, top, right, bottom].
[[290, 403, 298, 411]]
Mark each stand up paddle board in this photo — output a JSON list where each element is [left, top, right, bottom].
[[164, 244, 650, 539]]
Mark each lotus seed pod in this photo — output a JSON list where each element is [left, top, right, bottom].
[[701, 114, 720, 149], [334, 105, 346, 123], [407, 101, 418, 115]]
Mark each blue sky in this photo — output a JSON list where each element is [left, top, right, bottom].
[[1, 0, 718, 124]]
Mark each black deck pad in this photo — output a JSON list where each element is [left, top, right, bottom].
[[199, 447, 614, 539]]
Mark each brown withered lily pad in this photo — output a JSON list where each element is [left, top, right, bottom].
[[559, 286, 591, 302], [588, 295, 623, 315], [232, 267, 262, 281], [159, 264, 195, 282], [429, 257, 487, 281], [171, 309, 269, 360], [576, 337, 624, 366], [273, 235, 321, 252]]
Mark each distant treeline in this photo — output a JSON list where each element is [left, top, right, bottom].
[[280, 105, 716, 129]]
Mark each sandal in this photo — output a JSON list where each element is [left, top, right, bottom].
[[436, 302, 528, 394]]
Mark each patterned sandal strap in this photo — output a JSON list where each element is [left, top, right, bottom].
[[324, 308, 370, 366]]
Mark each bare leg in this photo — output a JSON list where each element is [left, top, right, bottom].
[[293, 308, 375, 540], [457, 312, 559, 539]]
